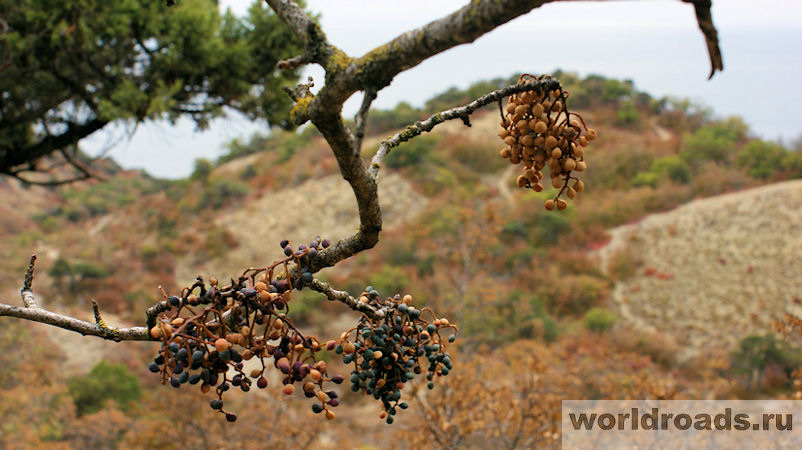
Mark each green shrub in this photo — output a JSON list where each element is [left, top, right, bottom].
[[240, 164, 257, 179], [71, 262, 109, 279], [199, 177, 250, 209], [190, 158, 214, 182], [616, 101, 639, 127], [67, 360, 141, 416], [541, 274, 608, 315], [650, 156, 691, 183], [680, 117, 749, 166], [736, 140, 788, 179], [584, 307, 618, 332], [368, 266, 411, 296], [367, 101, 424, 135], [731, 334, 802, 391], [534, 211, 572, 243], [384, 134, 441, 169], [631, 171, 659, 188]]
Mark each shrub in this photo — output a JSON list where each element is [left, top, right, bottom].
[[680, 117, 749, 166], [616, 101, 639, 127], [584, 307, 618, 332], [650, 155, 691, 183], [607, 247, 638, 281], [736, 140, 788, 179], [198, 177, 250, 209], [368, 266, 411, 296], [631, 171, 659, 188], [731, 334, 802, 391], [67, 360, 141, 416], [367, 101, 424, 135], [190, 158, 214, 182], [384, 134, 441, 169], [71, 262, 110, 280], [540, 274, 608, 316]]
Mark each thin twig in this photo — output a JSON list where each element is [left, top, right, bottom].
[[353, 88, 377, 152], [277, 52, 312, 70], [91, 300, 106, 328], [308, 278, 387, 321], [3, 255, 153, 340], [369, 76, 560, 179], [0, 302, 151, 340], [20, 255, 38, 308]]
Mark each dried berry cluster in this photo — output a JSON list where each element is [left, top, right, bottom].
[[333, 289, 457, 424], [498, 74, 596, 210], [146, 237, 457, 424], [147, 238, 343, 422]]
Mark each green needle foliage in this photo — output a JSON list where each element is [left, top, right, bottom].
[[0, 0, 304, 177]]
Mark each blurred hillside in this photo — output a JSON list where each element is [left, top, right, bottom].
[[2, 72, 802, 448]]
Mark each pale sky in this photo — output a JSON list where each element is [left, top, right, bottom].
[[84, 0, 802, 178]]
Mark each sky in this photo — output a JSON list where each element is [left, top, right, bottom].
[[83, 0, 802, 179]]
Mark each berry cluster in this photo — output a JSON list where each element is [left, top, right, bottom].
[[498, 74, 596, 210], [333, 289, 457, 424], [147, 238, 342, 422]]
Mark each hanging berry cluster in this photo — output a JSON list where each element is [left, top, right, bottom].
[[145, 237, 457, 424], [497, 74, 596, 210], [332, 289, 457, 424], [147, 237, 343, 422]]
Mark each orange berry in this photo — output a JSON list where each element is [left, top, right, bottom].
[[214, 338, 230, 353], [544, 199, 555, 210]]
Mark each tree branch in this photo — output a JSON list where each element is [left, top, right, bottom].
[[353, 88, 377, 153], [369, 76, 560, 179], [308, 278, 387, 321], [21, 255, 38, 308], [0, 302, 152, 341], [0, 118, 108, 175], [263, 0, 335, 66], [682, 0, 723, 79], [2, 255, 153, 341], [317, 0, 555, 106]]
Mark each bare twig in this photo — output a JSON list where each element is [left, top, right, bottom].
[[277, 52, 312, 70], [353, 88, 377, 153], [0, 302, 152, 341], [20, 255, 38, 308], [0, 255, 154, 340], [682, 0, 723, 79], [91, 300, 106, 328], [308, 278, 387, 321], [369, 76, 560, 178]]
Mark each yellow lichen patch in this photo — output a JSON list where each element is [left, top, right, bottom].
[[289, 96, 314, 125], [326, 48, 353, 75]]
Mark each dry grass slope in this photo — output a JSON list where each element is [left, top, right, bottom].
[[598, 180, 802, 359], [178, 172, 427, 281]]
